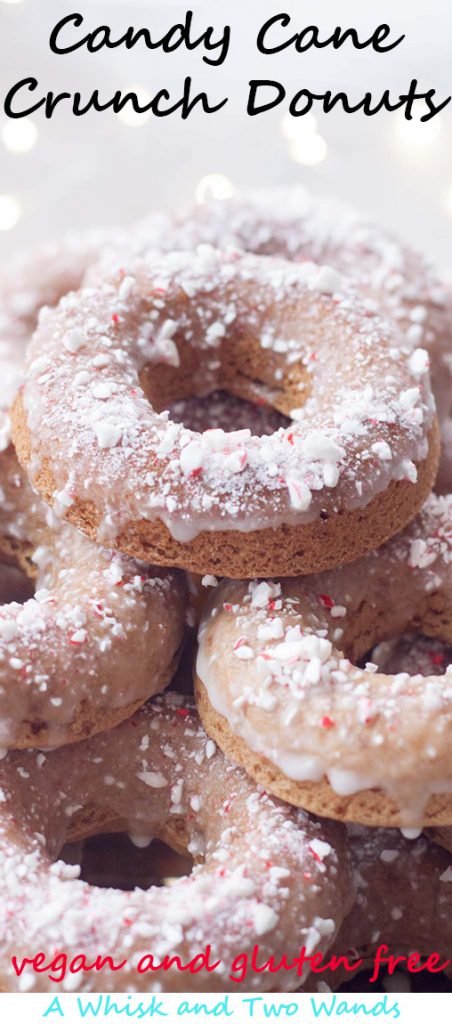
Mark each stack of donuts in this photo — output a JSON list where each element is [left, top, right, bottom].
[[1, 185, 452, 994]]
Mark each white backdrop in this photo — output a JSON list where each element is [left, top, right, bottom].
[[0, 0, 451, 268]]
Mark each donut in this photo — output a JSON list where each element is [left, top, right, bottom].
[[195, 492, 452, 828], [306, 828, 452, 992], [0, 442, 186, 748], [13, 248, 438, 577], [0, 695, 352, 993]]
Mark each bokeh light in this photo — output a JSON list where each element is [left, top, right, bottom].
[[289, 133, 328, 166], [281, 112, 318, 142], [117, 87, 153, 127], [2, 118, 38, 154], [281, 112, 328, 166], [0, 195, 22, 231], [195, 173, 235, 205], [394, 110, 443, 151]]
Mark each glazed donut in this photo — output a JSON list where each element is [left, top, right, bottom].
[[0, 442, 186, 748], [13, 248, 438, 577], [94, 186, 452, 425], [306, 828, 452, 992], [0, 695, 352, 993], [195, 492, 452, 828]]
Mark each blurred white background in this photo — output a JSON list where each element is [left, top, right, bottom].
[[0, 0, 451, 267]]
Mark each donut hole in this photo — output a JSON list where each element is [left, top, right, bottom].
[[0, 563, 34, 605], [168, 389, 289, 437], [363, 633, 452, 677], [61, 834, 193, 891], [136, 297, 309, 437]]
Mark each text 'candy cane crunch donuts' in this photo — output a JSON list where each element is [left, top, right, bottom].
[[195, 493, 452, 828], [0, 695, 352, 993], [305, 828, 452, 992], [13, 248, 439, 577], [0, 442, 186, 748]]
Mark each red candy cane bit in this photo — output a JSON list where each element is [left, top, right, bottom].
[[175, 708, 190, 719], [321, 716, 336, 729], [233, 636, 247, 651], [430, 652, 445, 665], [111, 313, 120, 325], [319, 594, 335, 609]]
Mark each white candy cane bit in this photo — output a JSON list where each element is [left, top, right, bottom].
[[287, 478, 312, 511]]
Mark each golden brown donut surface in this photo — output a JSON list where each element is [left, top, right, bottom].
[[0, 695, 352, 993], [195, 493, 452, 827], [0, 442, 186, 749], [14, 249, 438, 577]]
